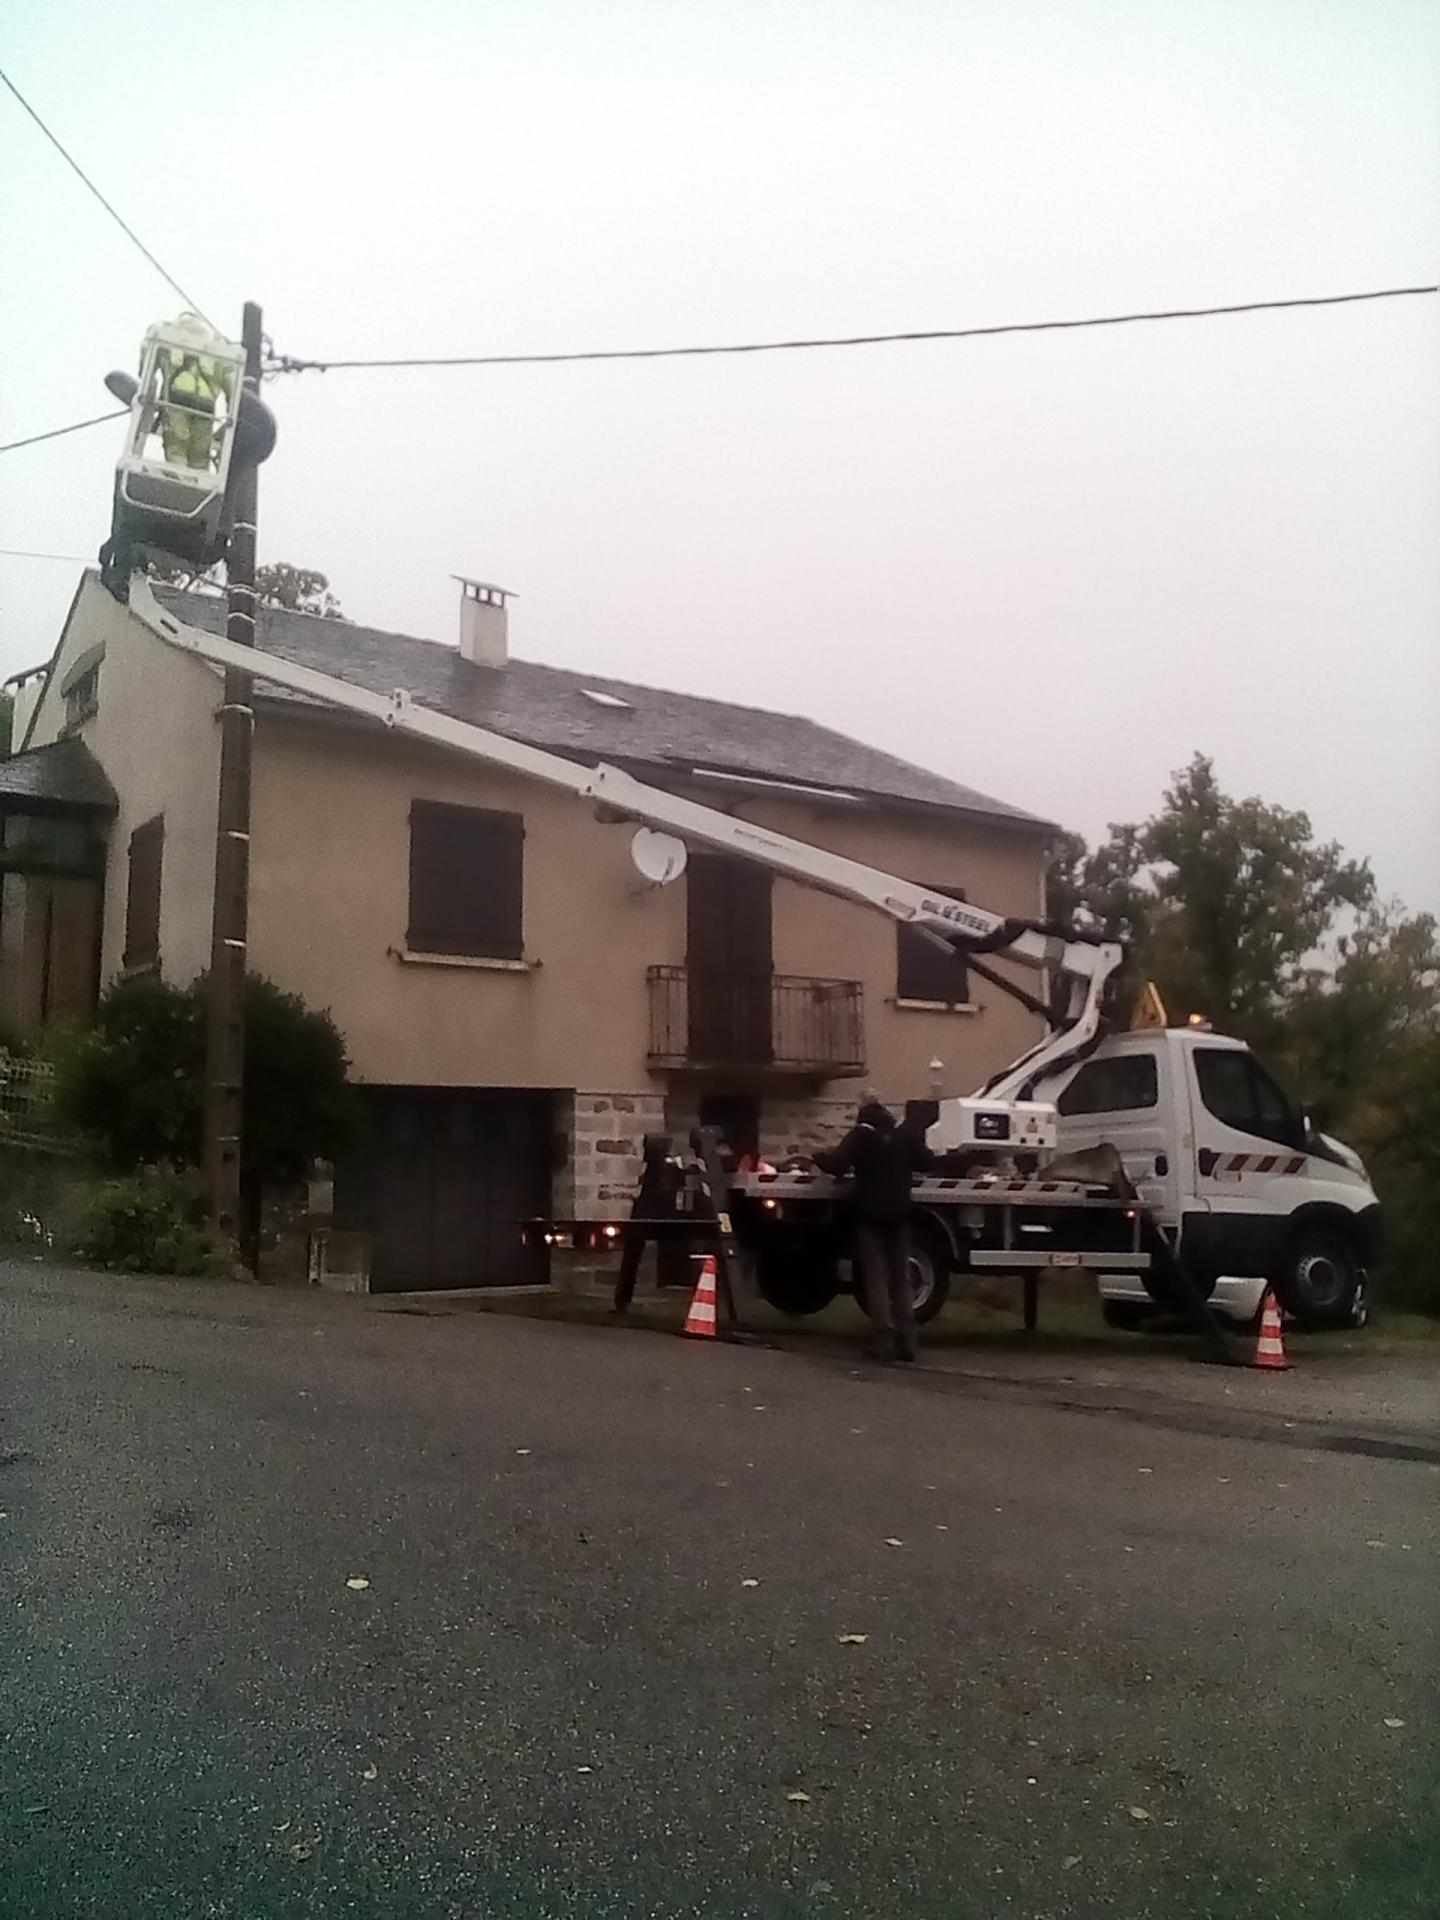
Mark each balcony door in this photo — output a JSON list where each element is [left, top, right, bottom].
[[686, 853, 773, 1064]]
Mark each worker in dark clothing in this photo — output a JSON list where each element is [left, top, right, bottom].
[[815, 1097, 933, 1362], [613, 1134, 687, 1313]]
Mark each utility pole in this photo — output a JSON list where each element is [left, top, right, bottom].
[[204, 300, 262, 1252]]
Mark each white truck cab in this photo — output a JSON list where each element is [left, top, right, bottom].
[[1051, 1028, 1380, 1327]]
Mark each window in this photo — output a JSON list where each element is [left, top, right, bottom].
[[897, 886, 969, 1004], [408, 801, 524, 959], [123, 815, 164, 970], [64, 667, 100, 731], [59, 644, 104, 733], [1057, 1052, 1159, 1115], [1193, 1047, 1301, 1149]]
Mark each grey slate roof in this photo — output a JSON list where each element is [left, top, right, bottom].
[[0, 737, 117, 813], [158, 589, 1051, 831]]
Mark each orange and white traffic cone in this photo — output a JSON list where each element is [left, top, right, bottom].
[[1251, 1289, 1290, 1370], [682, 1254, 720, 1339]]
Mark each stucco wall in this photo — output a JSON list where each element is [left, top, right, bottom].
[[247, 712, 690, 1088], [247, 708, 1048, 1103], [26, 576, 222, 989], [743, 798, 1046, 1108]]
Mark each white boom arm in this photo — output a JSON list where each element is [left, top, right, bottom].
[[128, 577, 1122, 1118]]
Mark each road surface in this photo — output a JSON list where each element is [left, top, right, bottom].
[[2, 1260, 1436, 1918]]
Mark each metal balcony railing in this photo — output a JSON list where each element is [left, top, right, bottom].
[[647, 967, 864, 1076]]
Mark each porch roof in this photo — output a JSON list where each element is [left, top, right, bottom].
[[0, 738, 118, 817]]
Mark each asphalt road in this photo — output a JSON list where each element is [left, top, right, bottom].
[[2, 1262, 1436, 1919]]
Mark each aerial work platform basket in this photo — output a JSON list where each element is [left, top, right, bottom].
[[112, 314, 246, 565]]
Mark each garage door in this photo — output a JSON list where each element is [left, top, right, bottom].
[[342, 1088, 553, 1293]]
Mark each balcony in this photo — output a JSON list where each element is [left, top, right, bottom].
[[647, 966, 865, 1077]]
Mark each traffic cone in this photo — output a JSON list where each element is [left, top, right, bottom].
[[682, 1255, 719, 1339], [1251, 1289, 1290, 1370]]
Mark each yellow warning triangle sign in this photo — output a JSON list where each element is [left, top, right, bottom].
[[1129, 980, 1169, 1030]]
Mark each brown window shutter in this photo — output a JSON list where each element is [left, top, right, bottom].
[[124, 815, 164, 970], [897, 884, 970, 1003], [408, 801, 524, 958]]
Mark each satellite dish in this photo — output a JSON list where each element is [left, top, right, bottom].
[[630, 828, 688, 886]]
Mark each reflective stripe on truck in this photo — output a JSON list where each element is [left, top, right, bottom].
[[1197, 1149, 1306, 1177]]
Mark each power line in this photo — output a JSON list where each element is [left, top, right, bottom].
[[0, 65, 212, 324], [267, 284, 1438, 374], [0, 548, 93, 563], [0, 408, 128, 455], [6, 284, 1434, 459]]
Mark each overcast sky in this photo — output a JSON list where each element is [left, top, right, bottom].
[[3, 0, 1437, 912]]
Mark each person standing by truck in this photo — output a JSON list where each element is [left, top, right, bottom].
[[816, 1097, 933, 1363]]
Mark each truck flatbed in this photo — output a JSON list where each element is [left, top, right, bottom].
[[733, 1167, 1136, 1211]]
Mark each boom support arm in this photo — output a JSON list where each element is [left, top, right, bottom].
[[128, 576, 1122, 1103]]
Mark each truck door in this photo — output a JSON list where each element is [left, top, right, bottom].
[[1183, 1044, 1306, 1278], [1054, 1042, 1181, 1222]]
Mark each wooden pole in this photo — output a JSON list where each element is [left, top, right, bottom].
[[204, 300, 262, 1252]]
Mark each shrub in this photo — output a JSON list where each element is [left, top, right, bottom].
[[51, 972, 354, 1259], [68, 1168, 232, 1276], [50, 975, 204, 1169], [239, 974, 354, 1187]]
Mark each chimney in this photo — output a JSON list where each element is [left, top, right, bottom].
[[454, 576, 513, 668]]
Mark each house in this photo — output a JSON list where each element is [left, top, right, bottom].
[[0, 572, 1059, 1291]]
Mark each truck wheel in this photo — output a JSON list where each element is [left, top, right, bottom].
[[909, 1234, 951, 1324], [754, 1236, 840, 1316], [1280, 1226, 1361, 1329], [852, 1232, 951, 1325]]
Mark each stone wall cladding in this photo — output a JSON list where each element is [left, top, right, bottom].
[[659, 1088, 906, 1165], [561, 1088, 666, 1219], [761, 1094, 872, 1164]]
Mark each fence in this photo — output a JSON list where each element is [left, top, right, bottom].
[[647, 967, 865, 1076], [0, 1055, 68, 1152]]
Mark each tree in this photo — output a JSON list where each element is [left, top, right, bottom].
[[1045, 824, 1151, 948], [1280, 904, 1440, 1127], [1278, 905, 1440, 1311], [146, 558, 222, 593], [1049, 754, 1373, 1042], [253, 562, 347, 620], [53, 973, 353, 1260], [148, 556, 348, 619]]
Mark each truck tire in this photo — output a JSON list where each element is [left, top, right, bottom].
[[909, 1233, 951, 1324], [852, 1230, 951, 1325], [1279, 1225, 1362, 1329], [754, 1234, 840, 1316]]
